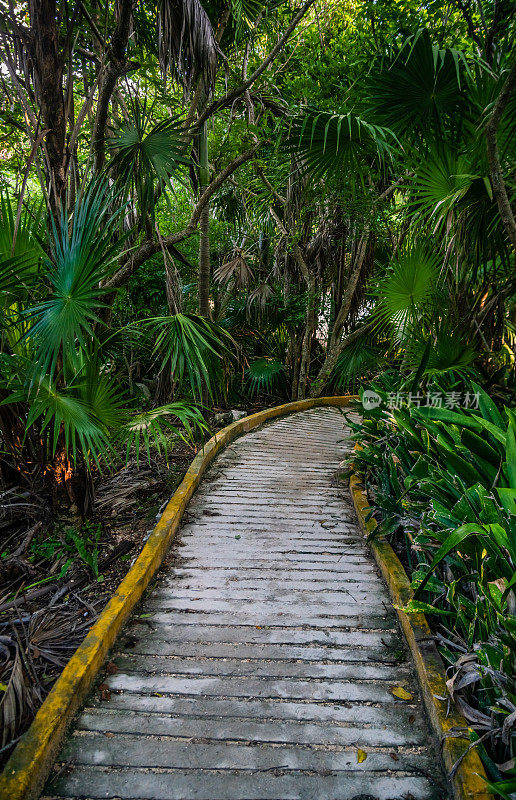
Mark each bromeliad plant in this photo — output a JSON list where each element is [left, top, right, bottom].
[[347, 376, 516, 791], [0, 183, 209, 516]]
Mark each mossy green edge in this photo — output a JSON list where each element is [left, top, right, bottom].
[[349, 463, 490, 800], [0, 396, 354, 800]]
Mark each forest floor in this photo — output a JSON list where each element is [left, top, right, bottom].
[[0, 444, 193, 768], [0, 400, 280, 767]]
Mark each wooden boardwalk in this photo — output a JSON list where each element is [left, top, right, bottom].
[[44, 408, 447, 800]]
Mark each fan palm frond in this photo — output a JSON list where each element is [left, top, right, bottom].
[[246, 357, 285, 396], [331, 339, 386, 391], [0, 254, 39, 312], [25, 181, 125, 377], [0, 191, 44, 263], [230, 0, 265, 38], [123, 402, 208, 464], [108, 101, 189, 220], [366, 29, 468, 139], [0, 192, 44, 321], [214, 251, 253, 288], [405, 323, 478, 377], [247, 283, 273, 313], [290, 109, 397, 181], [77, 353, 126, 432], [151, 312, 235, 400], [374, 243, 441, 334], [10, 376, 112, 468], [411, 146, 478, 232]]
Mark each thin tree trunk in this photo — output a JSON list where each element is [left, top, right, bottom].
[[309, 325, 371, 399], [92, 0, 137, 173], [297, 279, 317, 400], [486, 58, 516, 251], [309, 230, 370, 397], [198, 121, 211, 318], [287, 333, 300, 401]]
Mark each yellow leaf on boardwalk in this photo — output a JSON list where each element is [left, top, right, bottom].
[[357, 749, 368, 763], [391, 686, 413, 700]]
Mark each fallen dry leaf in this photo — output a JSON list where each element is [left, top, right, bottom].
[[357, 748, 368, 763], [106, 661, 118, 675], [98, 683, 111, 701], [391, 686, 413, 701], [389, 752, 399, 761]]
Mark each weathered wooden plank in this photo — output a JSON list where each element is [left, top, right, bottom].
[[46, 407, 446, 800]]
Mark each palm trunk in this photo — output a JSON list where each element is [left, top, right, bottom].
[[198, 122, 211, 318]]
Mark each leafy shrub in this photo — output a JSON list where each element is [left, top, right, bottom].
[[346, 378, 516, 792]]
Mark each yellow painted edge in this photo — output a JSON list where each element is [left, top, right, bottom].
[[0, 396, 354, 800], [349, 462, 491, 800]]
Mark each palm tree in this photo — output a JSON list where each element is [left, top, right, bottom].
[[0, 182, 208, 517], [289, 31, 515, 395]]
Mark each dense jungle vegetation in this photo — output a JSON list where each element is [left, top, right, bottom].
[[0, 0, 514, 792]]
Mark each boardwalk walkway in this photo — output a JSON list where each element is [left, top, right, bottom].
[[44, 407, 447, 800]]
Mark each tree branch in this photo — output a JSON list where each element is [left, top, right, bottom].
[[105, 141, 263, 290], [194, 0, 316, 129]]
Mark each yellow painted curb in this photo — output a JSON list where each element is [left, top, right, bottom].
[[349, 466, 490, 800], [0, 396, 354, 800]]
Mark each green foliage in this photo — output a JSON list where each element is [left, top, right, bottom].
[[108, 100, 189, 223], [230, 0, 265, 38], [123, 402, 208, 463], [246, 357, 285, 396], [0, 191, 44, 264], [404, 321, 478, 377], [331, 338, 385, 392], [30, 521, 103, 580], [348, 376, 516, 783], [152, 312, 235, 400], [1, 0, 515, 775], [290, 109, 396, 181], [0, 184, 208, 487], [373, 243, 441, 331], [366, 29, 468, 140], [26, 182, 125, 377]]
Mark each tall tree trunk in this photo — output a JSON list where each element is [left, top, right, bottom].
[[288, 332, 301, 401], [198, 121, 211, 318], [28, 0, 67, 216], [92, 0, 137, 173], [297, 279, 317, 399], [309, 230, 370, 397]]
